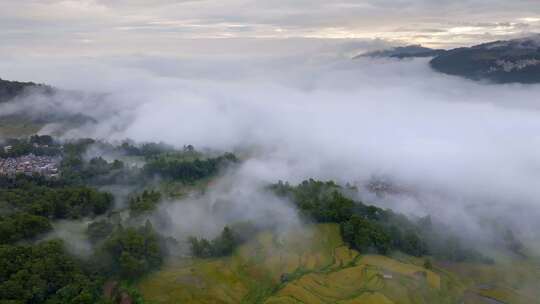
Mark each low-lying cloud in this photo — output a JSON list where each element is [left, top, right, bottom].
[[2, 47, 540, 244]]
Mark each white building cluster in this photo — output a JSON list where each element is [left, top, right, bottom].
[[0, 154, 61, 177]]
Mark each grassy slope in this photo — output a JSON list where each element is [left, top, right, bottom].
[[139, 224, 539, 304], [0, 115, 43, 138]]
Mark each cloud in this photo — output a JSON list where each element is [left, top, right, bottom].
[[1, 0, 540, 55], [2, 43, 540, 245], [148, 164, 303, 252]]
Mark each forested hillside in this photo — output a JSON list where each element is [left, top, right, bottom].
[[0, 78, 51, 103]]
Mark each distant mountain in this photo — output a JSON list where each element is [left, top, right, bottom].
[[430, 35, 540, 84], [357, 45, 446, 59], [0, 78, 52, 103]]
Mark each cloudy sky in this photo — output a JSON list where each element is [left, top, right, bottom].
[[1, 0, 540, 56]]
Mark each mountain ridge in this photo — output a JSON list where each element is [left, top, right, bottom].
[[430, 35, 540, 83], [0, 78, 52, 103], [356, 44, 446, 59], [357, 35, 540, 84]]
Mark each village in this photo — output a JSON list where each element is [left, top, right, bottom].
[[0, 153, 61, 178]]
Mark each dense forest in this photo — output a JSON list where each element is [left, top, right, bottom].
[[0, 175, 166, 303], [0, 136, 242, 303], [0, 175, 113, 245], [0, 222, 164, 304], [0, 135, 61, 158], [0, 78, 52, 103], [270, 179, 493, 263], [142, 152, 238, 182], [128, 190, 162, 216], [57, 138, 237, 186]]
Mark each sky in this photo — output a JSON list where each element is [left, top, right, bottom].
[[1, 0, 540, 57]]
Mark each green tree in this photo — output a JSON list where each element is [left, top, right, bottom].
[[98, 222, 164, 279], [189, 226, 239, 258], [0, 240, 103, 303], [0, 213, 52, 244]]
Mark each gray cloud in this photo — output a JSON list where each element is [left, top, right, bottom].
[[1, 0, 539, 56], [2, 48, 540, 248]]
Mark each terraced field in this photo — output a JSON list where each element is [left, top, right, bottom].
[[139, 224, 539, 304]]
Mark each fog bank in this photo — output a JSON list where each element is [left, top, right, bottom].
[[2, 49, 540, 242]]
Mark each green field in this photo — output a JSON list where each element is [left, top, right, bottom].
[[138, 224, 539, 304]]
